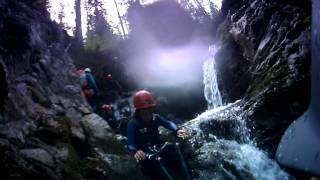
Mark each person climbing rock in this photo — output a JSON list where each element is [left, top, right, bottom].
[[84, 68, 99, 94], [101, 104, 118, 129], [127, 90, 192, 180], [117, 107, 131, 136], [78, 69, 91, 98], [81, 68, 100, 112], [105, 74, 124, 102], [101, 103, 130, 136]]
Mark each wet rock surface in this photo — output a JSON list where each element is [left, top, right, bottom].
[[181, 102, 290, 180], [215, 0, 311, 154], [0, 1, 142, 179]]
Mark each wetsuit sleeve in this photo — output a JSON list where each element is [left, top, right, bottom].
[[156, 115, 178, 132], [86, 73, 99, 93], [127, 121, 137, 154]]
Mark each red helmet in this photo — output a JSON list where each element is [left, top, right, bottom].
[[77, 69, 84, 76], [133, 90, 156, 110], [83, 89, 92, 97], [107, 74, 113, 81], [102, 104, 112, 112]]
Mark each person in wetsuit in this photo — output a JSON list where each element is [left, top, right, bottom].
[[127, 90, 192, 180]]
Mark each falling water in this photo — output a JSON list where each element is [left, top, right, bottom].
[[188, 45, 291, 179], [203, 45, 223, 109], [185, 102, 290, 179]]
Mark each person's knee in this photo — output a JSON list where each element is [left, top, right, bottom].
[[162, 142, 177, 151], [140, 158, 160, 169], [140, 159, 163, 177], [168, 143, 182, 153]]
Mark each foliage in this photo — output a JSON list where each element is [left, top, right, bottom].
[[126, 0, 221, 44], [56, 0, 224, 97], [85, 0, 115, 51]]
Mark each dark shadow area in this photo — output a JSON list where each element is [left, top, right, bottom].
[[0, 62, 7, 114]]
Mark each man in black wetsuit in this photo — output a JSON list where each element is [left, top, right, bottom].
[[127, 90, 192, 180]]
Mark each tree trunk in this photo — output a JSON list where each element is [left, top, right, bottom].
[[194, 0, 209, 16], [113, 0, 127, 38], [75, 0, 83, 45]]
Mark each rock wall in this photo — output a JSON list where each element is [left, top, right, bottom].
[[215, 0, 311, 153], [0, 1, 142, 179]]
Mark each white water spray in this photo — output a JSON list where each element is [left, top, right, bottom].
[[193, 45, 290, 179], [203, 45, 223, 109]]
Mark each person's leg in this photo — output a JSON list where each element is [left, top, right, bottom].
[[139, 157, 174, 180], [157, 158, 174, 180], [93, 95, 102, 114], [160, 143, 192, 180], [87, 97, 95, 111]]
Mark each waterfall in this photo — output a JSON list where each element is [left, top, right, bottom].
[[203, 45, 223, 109], [186, 101, 290, 179], [188, 45, 291, 179]]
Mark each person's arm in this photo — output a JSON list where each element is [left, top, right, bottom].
[[127, 121, 138, 154], [156, 115, 178, 133], [86, 74, 99, 93], [156, 115, 190, 138], [127, 121, 147, 161]]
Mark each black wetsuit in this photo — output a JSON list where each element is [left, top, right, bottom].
[[127, 113, 192, 180]]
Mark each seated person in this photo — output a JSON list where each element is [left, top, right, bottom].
[[127, 90, 192, 180]]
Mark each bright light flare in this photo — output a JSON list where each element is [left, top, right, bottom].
[[127, 43, 208, 88]]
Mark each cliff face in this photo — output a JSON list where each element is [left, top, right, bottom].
[[215, 0, 311, 153], [0, 1, 142, 179], [177, 1, 311, 178]]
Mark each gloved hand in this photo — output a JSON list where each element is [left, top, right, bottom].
[[134, 150, 146, 161], [176, 127, 190, 139]]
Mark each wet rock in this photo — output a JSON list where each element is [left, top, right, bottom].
[[54, 147, 69, 162], [30, 87, 51, 108], [181, 103, 290, 179], [78, 106, 92, 115], [20, 148, 54, 167], [70, 124, 86, 142], [214, 38, 250, 102], [81, 114, 127, 154], [101, 154, 145, 180], [216, 0, 310, 154], [66, 107, 82, 123], [0, 0, 144, 179], [81, 114, 113, 142], [114, 134, 128, 145]]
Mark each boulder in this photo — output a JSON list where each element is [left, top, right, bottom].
[[20, 148, 54, 167]]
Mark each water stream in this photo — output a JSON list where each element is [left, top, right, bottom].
[[203, 45, 223, 109], [184, 45, 291, 179]]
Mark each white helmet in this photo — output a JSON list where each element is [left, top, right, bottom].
[[84, 68, 91, 72]]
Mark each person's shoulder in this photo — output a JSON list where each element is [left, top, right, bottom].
[[85, 73, 91, 78], [155, 114, 170, 120], [127, 119, 138, 128], [127, 119, 135, 125], [154, 114, 162, 119], [154, 114, 168, 123]]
